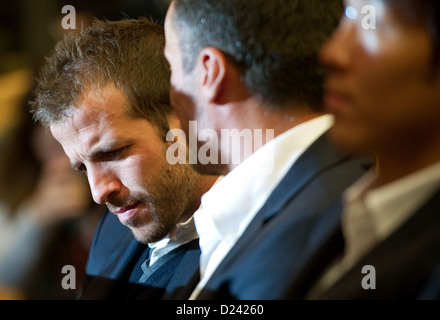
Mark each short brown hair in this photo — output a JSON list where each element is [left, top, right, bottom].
[[172, 0, 343, 111], [31, 18, 172, 137]]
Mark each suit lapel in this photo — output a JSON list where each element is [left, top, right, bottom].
[[205, 133, 355, 285], [320, 188, 440, 299], [259, 132, 356, 223], [168, 268, 200, 300], [126, 239, 200, 300], [164, 240, 201, 299], [281, 198, 345, 299]]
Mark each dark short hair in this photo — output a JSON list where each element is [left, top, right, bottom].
[[171, 0, 343, 111], [31, 18, 172, 137], [387, 0, 440, 72]]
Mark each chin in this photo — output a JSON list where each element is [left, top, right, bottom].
[[131, 225, 171, 245], [328, 124, 374, 156]]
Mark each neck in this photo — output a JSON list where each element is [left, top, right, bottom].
[[238, 100, 324, 136], [179, 174, 219, 223], [221, 101, 325, 172], [371, 135, 440, 188]]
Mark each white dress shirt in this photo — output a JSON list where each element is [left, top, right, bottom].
[[343, 161, 440, 266], [306, 161, 440, 298], [147, 216, 199, 267], [190, 115, 334, 299]]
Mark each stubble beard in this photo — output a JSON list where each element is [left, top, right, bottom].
[[109, 162, 198, 244]]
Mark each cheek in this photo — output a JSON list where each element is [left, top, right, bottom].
[[125, 145, 168, 184], [170, 86, 187, 114], [113, 156, 149, 195], [353, 45, 430, 121], [170, 87, 199, 132]]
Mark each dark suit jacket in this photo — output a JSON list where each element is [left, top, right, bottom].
[[80, 210, 200, 300], [184, 132, 373, 300], [285, 187, 440, 300]]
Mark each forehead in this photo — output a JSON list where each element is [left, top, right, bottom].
[[50, 84, 151, 153], [52, 84, 123, 132]]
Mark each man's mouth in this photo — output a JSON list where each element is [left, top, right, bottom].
[[112, 202, 140, 224]]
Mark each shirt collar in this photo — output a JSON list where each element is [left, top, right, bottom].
[[195, 114, 335, 242], [147, 216, 198, 266], [344, 161, 440, 240]]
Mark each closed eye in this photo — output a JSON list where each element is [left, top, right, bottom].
[[70, 146, 130, 176], [91, 146, 131, 164], [100, 148, 125, 161]]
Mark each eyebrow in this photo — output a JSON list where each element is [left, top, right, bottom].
[[69, 141, 122, 172]]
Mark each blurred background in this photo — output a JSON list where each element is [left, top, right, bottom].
[[0, 0, 171, 300]]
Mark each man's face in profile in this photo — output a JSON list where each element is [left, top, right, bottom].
[[321, 0, 440, 153], [51, 83, 198, 243]]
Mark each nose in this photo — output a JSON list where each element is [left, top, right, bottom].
[[87, 166, 121, 204], [320, 18, 355, 72]]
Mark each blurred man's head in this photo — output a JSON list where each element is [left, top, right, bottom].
[[320, 0, 440, 166]]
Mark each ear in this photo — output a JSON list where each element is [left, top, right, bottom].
[[197, 47, 228, 104]]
